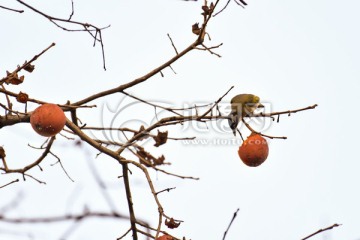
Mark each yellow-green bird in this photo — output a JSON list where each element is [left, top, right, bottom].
[[228, 94, 264, 136]]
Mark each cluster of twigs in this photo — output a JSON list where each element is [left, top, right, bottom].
[[0, 1, 334, 240], [0, 0, 109, 70], [222, 209, 341, 240]]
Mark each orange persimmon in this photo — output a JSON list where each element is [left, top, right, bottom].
[[156, 235, 173, 240], [238, 133, 269, 167], [30, 103, 66, 137]]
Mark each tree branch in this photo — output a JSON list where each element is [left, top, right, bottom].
[[15, 0, 109, 70], [301, 223, 341, 240], [223, 208, 240, 240], [0, 5, 24, 13]]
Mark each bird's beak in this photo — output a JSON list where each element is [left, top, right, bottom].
[[258, 103, 265, 108]]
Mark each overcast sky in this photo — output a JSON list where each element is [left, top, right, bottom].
[[1, 0, 360, 240]]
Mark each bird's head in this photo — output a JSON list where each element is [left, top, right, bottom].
[[253, 95, 260, 103]]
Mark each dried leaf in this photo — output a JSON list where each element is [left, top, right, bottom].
[[153, 130, 168, 147], [137, 147, 153, 167], [5, 72, 24, 85], [137, 147, 166, 167], [24, 62, 35, 72], [0, 146, 6, 159], [165, 218, 181, 229], [202, 5, 210, 15], [154, 155, 165, 165], [192, 23, 201, 35], [134, 125, 149, 140]]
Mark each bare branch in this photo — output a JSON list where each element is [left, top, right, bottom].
[[117, 228, 132, 240], [167, 33, 179, 55], [0, 211, 128, 223], [49, 153, 74, 182], [258, 104, 318, 118], [15, 0, 109, 70], [68, 0, 74, 20], [22, 173, 46, 184], [72, 2, 221, 106], [223, 208, 240, 240], [0, 179, 19, 189], [214, 0, 246, 17], [0, 5, 24, 13], [198, 86, 233, 119], [301, 223, 341, 240], [156, 187, 176, 195], [0, 42, 55, 85], [0, 137, 55, 174], [195, 43, 223, 57], [121, 91, 183, 117], [241, 118, 287, 139], [123, 164, 138, 239]]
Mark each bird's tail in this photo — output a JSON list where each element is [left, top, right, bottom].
[[228, 112, 239, 136]]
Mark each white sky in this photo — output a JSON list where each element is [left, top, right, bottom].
[[1, 0, 360, 239]]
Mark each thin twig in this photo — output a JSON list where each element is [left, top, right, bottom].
[[117, 228, 132, 240], [0, 42, 56, 84], [196, 43, 223, 57], [167, 33, 179, 55], [242, 118, 287, 139], [0, 5, 24, 13], [122, 163, 138, 240], [198, 86, 233, 119], [301, 223, 341, 240], [49, 153, 75, 182], [72, 2, 220, 106], [0, 179, 19, 189], [67, 0, 74, 20], [15, 0, 109, 70], [258, 104, 318, 118], [213, 0, 231, 16], [22, 173, 46, 184], [0, 211, 128, 223], [223, 208, 240, 240], [121, 91, 183, 117], [156, 187, 176, 195], [0, 137, 56, 174]]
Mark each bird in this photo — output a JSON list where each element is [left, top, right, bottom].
[[228, 94, 264, 136]]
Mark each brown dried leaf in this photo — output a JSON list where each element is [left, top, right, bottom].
[[134, 125, 149, 140], [165, 218, 181, 229], [137, 147, 166, 167], [137, 147, 153, 167], [192, 23, 201, 35], [202, 5, 210, 15], [24, 62, 35, 72], [153, 130, 168, 147], [5, 71, 24, 85], [154, 155, 165, 165], [0, 146, 6, 159]]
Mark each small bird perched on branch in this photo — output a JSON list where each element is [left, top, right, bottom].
[[228, 94, 264, 136]]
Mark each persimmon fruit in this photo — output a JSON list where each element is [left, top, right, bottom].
[[238, 133, 269, 167], [30, 103, 66, 137], [156, 235, 173, 240]]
